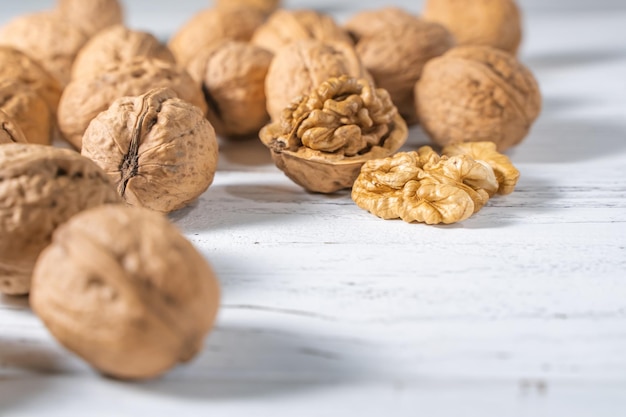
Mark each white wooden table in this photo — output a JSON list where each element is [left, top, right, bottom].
[[2, 1, 626, 416]]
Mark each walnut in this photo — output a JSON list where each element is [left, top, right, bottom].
[[0, 12, 89, 86], [0, 144, 121, 296], [58, 58, 208, 150], [260, 76, 408, 193], [442, 141, 520, 195], [81, 88, 218, 213], [56, 0, 124, 38], [186, 41, 272, 138], [30, 205, 220, 380], [0, 79, 52, 145], [0, 47, 63, 120], [215, 0, 280, 15], [415, 45, 542, 152], [251, 10, 353, 55], [352, 145, 508, 225], [72, 25, 176, 80], [423, 0, 522, 55], [345, 8, 455, 125], [265, 40, 369, 121], [0, 110, 27, 144], [169, 7, 264, 66]]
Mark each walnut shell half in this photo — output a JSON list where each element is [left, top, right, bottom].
[[0, 79, 52, 145], [260, 76, 408, 193], [81, 88, 219, 213], [58, 58, 208, 149], [56, 0, 124, 38], [31, 205, 220, 380], [0, 144, 121, 296], [0, 110, 27, 144]]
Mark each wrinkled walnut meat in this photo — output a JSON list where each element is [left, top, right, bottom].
[[252, 9, 353, 54], [0, 110, 27, 144], [352, 143, 519, 225], [56, 0, 124, 38], [0, 79, 51, 145], [416, 45, 542, 151], [31, 205, 220, 380], [72, 25, 176, 80], [81, 88, 219, 213], [0, 12, 88, 85], [58, 57, 208, 149], [260, 76, 408, 193], [0, 144, 121, 296]]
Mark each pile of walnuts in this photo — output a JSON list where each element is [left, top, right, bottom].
[[1, 0, 540, 379]]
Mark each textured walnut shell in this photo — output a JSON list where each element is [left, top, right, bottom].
[[416, 46, 541, 151], [0, 12, 89, 86], [169, 7, 264, 66], [81, 88, 218, 213], [424, 0, 522, 55], [0, 144, 121, 296], [58, 58, 208, 149], [0, 79, 51, 145], [72, 25, 176, 80], [57, 0, 124, 38], [260, 76, 408, 193], [215, 0, 280, 15], [0, 47, 63, 120], [0, 110, 27, 144], [251, 10, 353, 54], [345, 8, 455, 124], [187, 41, 272, 138], [265, 40, 369, 121], [31, 205, 220, 380]]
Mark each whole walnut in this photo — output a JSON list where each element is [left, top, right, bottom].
[[215, 0, 280, 15], [169, 7, 265, 66], [187, 41, 273, 138], [58, 58, 208, 149], [0, 110, 27, 144], [31, 205, 220, 380], [0, 144, 121, 296], [0, 12, 89, 85], [56, 0, 124, 38], [0, 79, 52, 145], [345, 7, 455, 124], [260, 76, 408, 193], [72, 25, 176, 80], [0, 47, 63, 119], [81, 88, 219, 213], [415, 46, 541, 151], [423, 0, 522, 55], [251, 10, 353, 55], [265, 40, 369, 121]]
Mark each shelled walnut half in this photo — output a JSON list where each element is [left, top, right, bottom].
[[260, 76, 408, 193], [352, 143, 519, 225]]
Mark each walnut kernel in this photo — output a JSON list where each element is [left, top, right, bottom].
[[0, 110, 27, 144], [0, 79, 52, 145]]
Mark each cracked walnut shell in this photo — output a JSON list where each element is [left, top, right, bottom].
[[58, 57, 208, 149], [265, 40, 369, 121], [31, 205, 220, 380], [345, 7, 455, 125], [352, 145, 504, 225], [81, 88, 219, 213], [57, 0, 124, 38], [251, 10, 353, 54], [0, 144, 121, 296], [423, 0, 522, 55], [0, 79, 52, 145], [0, 12, 89, 86], [260, 76, 408, 193], [72, 25, 176, 80], [169, 7, 264, 66], [416, 45, 541, 152], [0, 110, 27, 144], [187, 41, 273, 138]]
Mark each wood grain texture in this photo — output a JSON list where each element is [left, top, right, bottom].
[[2, 1, 626, 416]]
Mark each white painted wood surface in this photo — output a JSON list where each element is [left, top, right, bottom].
[[2, 1, 626, 416]]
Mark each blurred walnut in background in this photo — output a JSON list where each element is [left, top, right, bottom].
[[0, 79, 51, 145], [56, 0, 124, 38], [0, 110, 27, 144], [215, 0, 280, 15]]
